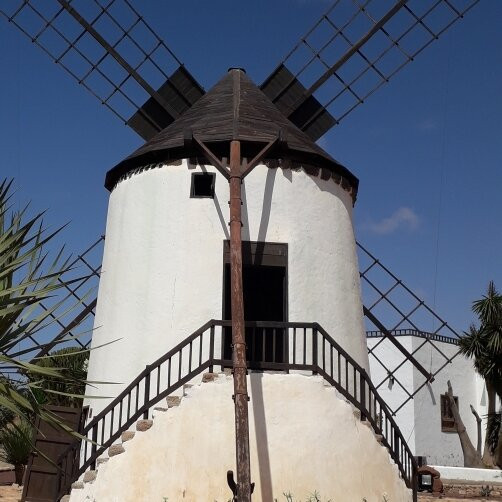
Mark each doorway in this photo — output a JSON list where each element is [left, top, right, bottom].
[[223, 241, 287, 368]]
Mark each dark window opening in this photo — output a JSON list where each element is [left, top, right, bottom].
[[190, 172, 215, 198], [222, 241, 288, 369], [440, 394, 458, 432]]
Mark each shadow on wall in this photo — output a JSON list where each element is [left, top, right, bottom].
[[241, 167, 277, 243], [250, 372, 273, 501]]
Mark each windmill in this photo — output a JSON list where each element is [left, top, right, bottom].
[[0, 1, 483, 501]]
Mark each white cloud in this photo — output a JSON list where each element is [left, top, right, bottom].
[[367, 207, 419, 235]]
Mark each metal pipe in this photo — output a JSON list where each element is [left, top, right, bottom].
[[229, 140, 252, 501]]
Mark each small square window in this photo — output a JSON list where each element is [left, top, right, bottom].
[[190, 172, 215, 198], [440, 394, 458, 432]]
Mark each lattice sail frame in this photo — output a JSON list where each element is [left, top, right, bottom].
[[0, 0, 201, 138], [262, 0, 480, 139], [4, 236, 105, 363], [358, 242, 463, 416]]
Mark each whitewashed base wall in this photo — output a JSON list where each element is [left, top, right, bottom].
[[71, 373, 411, 502]]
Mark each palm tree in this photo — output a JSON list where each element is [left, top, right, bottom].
[[0, 178, 91, 439], [458, 281, 502, 468]]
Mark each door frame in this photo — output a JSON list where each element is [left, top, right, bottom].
[[221, 240, 288, 322]]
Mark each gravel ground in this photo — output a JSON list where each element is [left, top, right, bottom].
[[0, 485, 21, 502], [419, 494, 502, 501], [0, 485, 499, 501]]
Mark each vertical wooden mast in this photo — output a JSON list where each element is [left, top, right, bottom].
[[229, 66, 252, 501], [229, 138, 252, 501]]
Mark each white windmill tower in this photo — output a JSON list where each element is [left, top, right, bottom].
[[0, 1, 482, 501], [80, 67, 384, 499]]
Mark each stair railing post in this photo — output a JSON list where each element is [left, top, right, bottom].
[[143, 366, 151, 419], [393, 428, 400, 463], [91, 424, 98, 470], [312, 326, 318, 374], [359, 375, 366, 421], [209, 324, 215, 373], [412, 463, 418, 502]]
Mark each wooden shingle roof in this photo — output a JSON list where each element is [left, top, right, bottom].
[[105, 69, 358, 193]]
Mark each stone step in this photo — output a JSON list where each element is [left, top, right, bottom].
[[71, 481, 84, 490], [202, 372, 219, 383], [121, 430, 135, 443], [96, 457, 109, 466], [154, 406, 168, 412], [166, 395, 182, 408], [109, 444, 125, 457], [136, 419, 153, 432], [83, 470, 97, 484]]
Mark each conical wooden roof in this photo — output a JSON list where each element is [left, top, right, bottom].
[[105, 69, 357, 192]]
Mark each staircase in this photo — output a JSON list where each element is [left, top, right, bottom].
[[55, 320, 418, 501]]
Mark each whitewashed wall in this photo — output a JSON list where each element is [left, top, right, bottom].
[[367, 335, 487, 467], [85, 161, 367, 415], [367, 336, 416, 452], [73, 374, 412, 502], [411, 337, 486, 466]]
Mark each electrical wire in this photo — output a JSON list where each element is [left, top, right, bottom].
[[432, 27, 453, 331]]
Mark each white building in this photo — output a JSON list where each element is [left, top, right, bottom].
[[367, 330, 489, 467]]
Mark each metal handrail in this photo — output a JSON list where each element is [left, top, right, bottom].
[[366, 328, 459, 345], [55, 320, 417, 501]]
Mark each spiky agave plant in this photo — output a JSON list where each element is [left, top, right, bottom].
[[0, 178, 92, 437], [0, 418, 34, 484]]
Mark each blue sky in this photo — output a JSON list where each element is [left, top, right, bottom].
[[0, 0, 501, 333]]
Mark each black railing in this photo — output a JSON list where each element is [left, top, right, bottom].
[[366, 328, 459, 346], [56, 320, 417, 501]]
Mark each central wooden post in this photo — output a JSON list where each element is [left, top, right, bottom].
[[229, 139, 252, 501]]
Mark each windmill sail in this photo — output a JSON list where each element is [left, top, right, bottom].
[[358, 242, 464, 415], [261, 0, 480, 140], [1, 0, 204, 140]]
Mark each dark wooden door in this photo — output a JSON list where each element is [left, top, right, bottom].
[[223, 241, 288, 367], [21, 406, 84, 502]]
